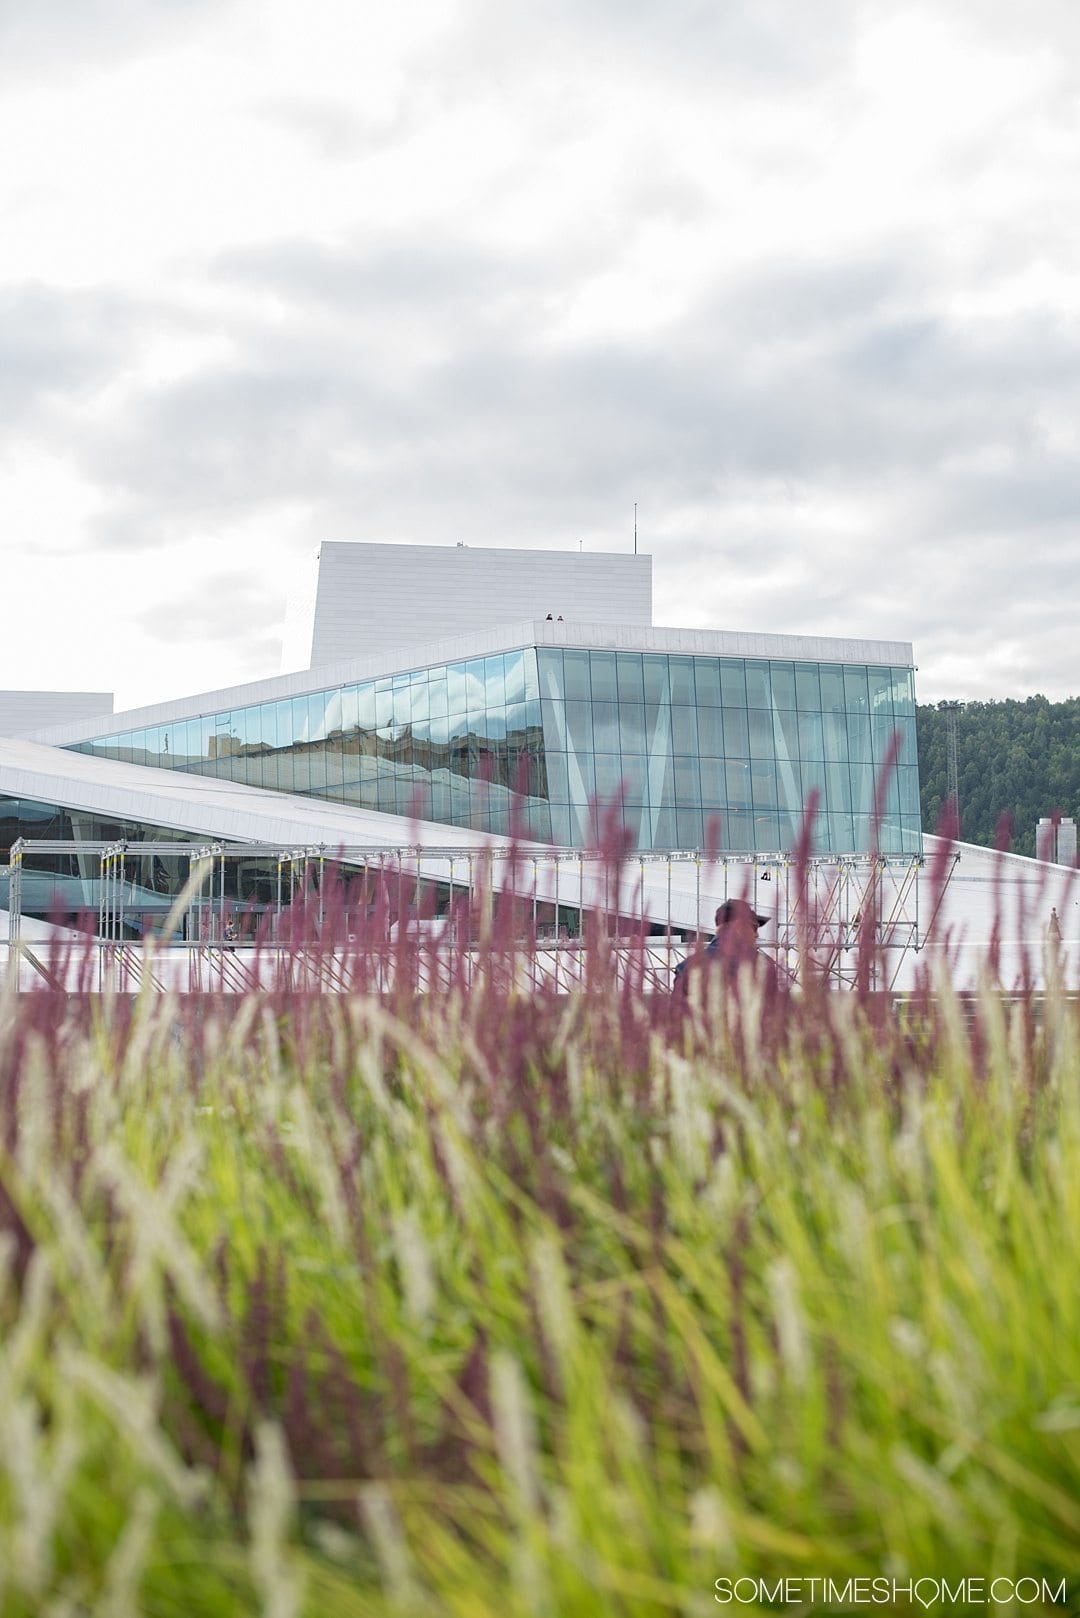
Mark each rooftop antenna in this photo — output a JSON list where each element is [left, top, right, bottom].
[[634, 502, 638, 555]]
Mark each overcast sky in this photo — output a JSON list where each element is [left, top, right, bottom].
[[2, 0, 1079, 713]]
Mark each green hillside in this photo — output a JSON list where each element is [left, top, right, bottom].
[[916, 695, 1080, 858]]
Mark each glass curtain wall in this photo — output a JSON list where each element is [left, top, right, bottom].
[[72, 651, 551, 841], [537, 651, 919, 854], [0, 797, 200, 927], [67, 649, 921, 855]]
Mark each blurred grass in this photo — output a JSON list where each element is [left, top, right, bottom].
[[0, 954, 1078, 1615]]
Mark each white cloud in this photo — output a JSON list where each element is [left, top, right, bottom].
[[1, 0, 1079, 710]]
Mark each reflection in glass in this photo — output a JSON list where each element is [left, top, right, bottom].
[[770, 662, 796, 710], [744, 661, 771, 708], [69, 642, 920, 858], [617, 653, 644, 704]]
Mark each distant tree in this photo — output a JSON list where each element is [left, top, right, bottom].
[[916, 696, 1080, 858]]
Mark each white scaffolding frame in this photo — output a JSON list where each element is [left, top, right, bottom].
[[5, 837, 949, 994]]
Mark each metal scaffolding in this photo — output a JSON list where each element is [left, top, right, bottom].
[[4, 836, 944, 994]]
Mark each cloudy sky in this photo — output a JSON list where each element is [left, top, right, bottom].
[[2, 0, 1079, 713]]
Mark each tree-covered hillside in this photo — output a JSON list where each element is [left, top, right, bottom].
[[916, 696, 1080, 858]]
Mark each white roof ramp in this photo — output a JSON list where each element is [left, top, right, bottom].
[[0, 735, 503, 857], [0, 735, 726, 933]]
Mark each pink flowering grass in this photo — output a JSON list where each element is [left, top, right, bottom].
[[0, 812, 1078, 1614]]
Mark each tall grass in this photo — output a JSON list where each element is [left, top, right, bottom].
[[1, 853, 1078, 1614]]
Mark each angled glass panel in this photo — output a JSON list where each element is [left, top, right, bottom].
[[256, 702, 278, 751], [852, 814, 876, 851], [338, 686, 358, 737], [770, 662, 796, 710], [564, 700, 594, 753], [446, 663, 468, 716], [620, 755, 649, 805], [699, 758, 725, 803], [503, 650, 526, 705], [545, 751, 570, 803], [825, 762, 852, 812], [849, 760, 875, 817], [719, 659, 747, 706], [822, 710, 847, 763], [847, 713, 872, 763], [871, 713, 902, 761], [694, 658, 722, 706], [867, 666, 893, 714], [673, 756, 700, 804], [890, 667, 916, 714], [725, 759, 753, 810], [697, 706, 723, 757], [799, 759, 828, 820], [504, 700, 528, 745], [536, 647, 563, 700], [593, 753, 623, 802], [773, 708, 800, 762], [589, 651, 617, 701], [880, 765, 902, 817], [616, 653, 644, 704], [642, 654, 669, 704], [748, 709, 774, 759], [844, 665, 869, 712], [676, 809, 703, 847], [373, 685, 393, 727], [289, 745, 311, 794], [651, 806, 677, 848], [723, 810, 754, 852], [464, 659, 488, 717], [549, 802, 573, 845], [751, 759, 780, 811], [891, 713, 917, 765], [722, 707, 750, 756], [819, 664, 846, 713], [744, 660, 771, 708], [322, 689, 344, 737], [308, 738, 328, 792], [900, 816, 923, 853], [392, 684, 412, 727], [541, 697, 569, 753], [562, 650, 591, 701], [668, 657, 695, 705], [619, 702, 647, 752], [308, 692, 330, 743], [522, 648, 541, 705], [897, 764, 921, 817], [753, 810, 780, 848], [483, 655, 506, 708], [591, 700, 620, 752], [671, 706, 698, 754], [427, 675, 448, 721], [779, 808, 804, 851], [794, 662, 821, 712], [798, 710, 824, 761]]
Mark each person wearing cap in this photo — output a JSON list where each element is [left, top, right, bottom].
[[672, 896, 770, 996]]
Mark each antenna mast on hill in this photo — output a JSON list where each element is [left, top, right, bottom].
[[937, 699, 964, 826]]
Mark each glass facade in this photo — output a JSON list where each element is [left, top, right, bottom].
[[0, 799, 199, 926], [64, 647, 921, 855]]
